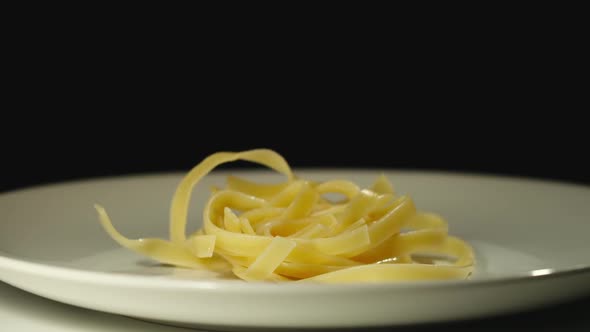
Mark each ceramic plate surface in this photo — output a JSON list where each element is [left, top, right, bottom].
[[1, 170, 589, 329]]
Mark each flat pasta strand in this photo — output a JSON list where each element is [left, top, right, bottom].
[[95, 149, 475, 283]]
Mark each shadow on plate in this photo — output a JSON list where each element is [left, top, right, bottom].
[[1, 279, 587, 332], [133, 295, 589, 332]]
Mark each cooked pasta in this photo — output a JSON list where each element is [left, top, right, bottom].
[[95, 149, 474, 283]]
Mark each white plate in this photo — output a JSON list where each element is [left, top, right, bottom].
[[1, 170, 589, 329], [0, 281, 201, 332]]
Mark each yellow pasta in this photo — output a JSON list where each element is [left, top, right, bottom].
[[95, 149, 475, 283]]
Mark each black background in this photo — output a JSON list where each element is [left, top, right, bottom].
[[1, 88, 587, 193], [1, 30, 588, 193]]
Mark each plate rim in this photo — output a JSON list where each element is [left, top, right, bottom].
[[1, 167, 588, 196]]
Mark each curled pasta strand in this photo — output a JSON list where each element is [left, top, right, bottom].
[[95, 149, 475, 283]]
